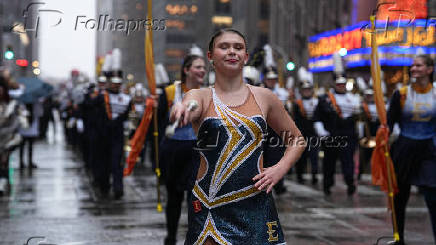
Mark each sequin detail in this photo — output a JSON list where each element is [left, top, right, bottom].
[[194, 213, 231, 245], [186, 87, 286, 244]]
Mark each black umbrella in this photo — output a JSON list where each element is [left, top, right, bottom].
[[17, 77, 53, 104]]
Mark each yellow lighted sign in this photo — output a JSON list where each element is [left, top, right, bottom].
[[212, 16, 232, 25], [166, 20, 185, 30], [166, 4, 198, 15]]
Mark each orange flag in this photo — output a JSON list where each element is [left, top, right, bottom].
[[369, 15, 398, 194], [124, 98, 154, 176], [371, 126, 398, 193], [145, 0, 156, 95]]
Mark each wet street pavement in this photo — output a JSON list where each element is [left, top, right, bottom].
[[0, 128, 434, 245]]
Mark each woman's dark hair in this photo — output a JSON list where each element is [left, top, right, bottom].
[[0, 76, 10, 103], [181, 54, 203, 83], [415, 54, 434, 81], [208, 28, 247, 53]]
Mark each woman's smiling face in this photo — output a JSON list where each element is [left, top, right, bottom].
[[185, 58, 206, 86], [208, 32, 248, 73], [410, 57, 433, 80]]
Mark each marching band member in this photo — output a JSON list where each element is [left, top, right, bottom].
[[262, 68, 288, 195], [388, 55, 436, 244], [318, 75, 361, 196], [159, 54, 206, 245], [358, 88, 378, 180], [100, 49, 132, 199], [293, 67, 322, 184], [172, 29, 304, 245]]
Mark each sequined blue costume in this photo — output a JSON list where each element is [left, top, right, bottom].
[[185, 87, 286, 245]]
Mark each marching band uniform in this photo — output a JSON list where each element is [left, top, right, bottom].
[[358, 89, 379, 179], [82, 76, 108, 188], [293, 81, 321, 184], [129, 84, 148, 162], [388, 82, 436, 243], [92, 49, 132, 199], [101, 76, 132, 199], [262, 70, 287, 195], [159, 81, 200, 245], [318, 77, 360, 195]]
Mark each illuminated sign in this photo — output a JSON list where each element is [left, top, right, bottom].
[[212, 16, 232, 25], [376, 0, 427, 20], [16, 59, 28, 67], [165, 49, 185, 58], [308, 19, 436, 72], [166, 4, 198, 16], [166, 64, 181, 72], [166, 20, 185, 30]]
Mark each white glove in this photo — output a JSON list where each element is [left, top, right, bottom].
[[76, 119, 84, 133], [357, 121, 364, 138], [67, 117, 76, 129], [314, 121, 329, 137]]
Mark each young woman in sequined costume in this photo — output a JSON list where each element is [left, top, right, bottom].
[[171, 29, 305, 245]]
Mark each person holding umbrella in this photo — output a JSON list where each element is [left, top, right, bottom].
[[16, 77, 52, 169]]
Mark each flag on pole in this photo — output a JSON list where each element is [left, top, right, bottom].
[[144, 0, 163, 212], [124, 98, 154, 176], [145, 0, 156, 95], [369, 15, 398, 195]]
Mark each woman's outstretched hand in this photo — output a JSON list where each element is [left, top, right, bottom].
[[169, 100, 199, 127]]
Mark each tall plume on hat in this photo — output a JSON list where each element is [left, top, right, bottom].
[[286, 76, 294, 89], [298, 67, 314, 88], [356, 77, 368, 91], [333, 52, 344, 78], [333, 51, 346, 84], [189, 44, 204, 57], [102, 52, 113, 79], [243, 66, 260, 85], [263, 44, 276, 69], [112, 48, 123, 78], [154, 63, 170, 86], [298, 67, 313, 84]]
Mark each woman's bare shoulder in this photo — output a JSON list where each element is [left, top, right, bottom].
[[185, 87, 211, 100], [248, 85, 276, 100]]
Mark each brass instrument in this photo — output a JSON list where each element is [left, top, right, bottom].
[[124, 107, 142, 153], [359, 120, 376, 148]]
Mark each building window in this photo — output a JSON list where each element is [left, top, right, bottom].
[[166, 34, 195, 43], [258, 34, 268, 46], [215, 0, 231, 14], [260, 0, 269, 20]]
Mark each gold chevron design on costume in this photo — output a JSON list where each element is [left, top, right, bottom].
[[193, 184, 259, 208], [194, 213, 231, 245], [210, 105, 242, 194], [216, 109, 263, 189]]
